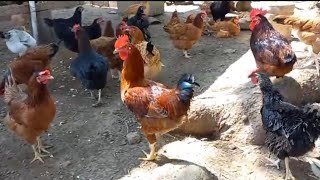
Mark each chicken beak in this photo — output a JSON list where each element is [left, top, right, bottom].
[[113, 49, 119, 54], [48, 75, 54, 80]]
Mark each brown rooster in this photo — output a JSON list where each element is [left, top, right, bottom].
[[113, 34, 199, 160], [4, 68, 56, 163]]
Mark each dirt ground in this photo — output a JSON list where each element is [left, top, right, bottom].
[[0, 3, 317, 180]]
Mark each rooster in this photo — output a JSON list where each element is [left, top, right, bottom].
[[1, 28, 37, 56], [253, 72, 320, 180], [4, 68, 56, 163], [113, 35, 199, 160], [248, 8, 297, 83], [70, 24, 108, 107]]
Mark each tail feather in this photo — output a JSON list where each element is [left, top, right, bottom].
[[44, 18, 54, 27], [176, 74, 200, 102]]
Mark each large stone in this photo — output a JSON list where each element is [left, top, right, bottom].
[[175, 49, 320, 145]]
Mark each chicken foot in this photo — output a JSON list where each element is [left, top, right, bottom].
[[183, 50, 192, 59], [92, 89, 102, 107], [265, 157, 281, 170], [30, 144, 49, 163], [36, 137, 51, 154], [139, 142, 157, 161], [284, 157, 295, 180]]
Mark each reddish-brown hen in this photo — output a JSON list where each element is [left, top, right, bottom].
[[4, 69, 56, 163], [249, 8, 297, 84], [113, 35, 199, 160], [167, 11, 207, 58], [0, 43, 59, 96]]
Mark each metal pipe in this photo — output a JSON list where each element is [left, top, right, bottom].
[[28, 1, 38, 42]]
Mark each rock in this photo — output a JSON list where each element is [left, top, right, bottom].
[[61, 161, 71, 168], [175, 49, 320, 145], [223, 49, 236, 54], [126, 132, 141, 145], [235, 1, 252, 11]]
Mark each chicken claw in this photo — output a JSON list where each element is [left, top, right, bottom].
[[30, 145, 48, 164], [36, 137, 51, 154], [139, 143, 157, 161], [183, 50, 192, 59], [265, 157, 281, 170]]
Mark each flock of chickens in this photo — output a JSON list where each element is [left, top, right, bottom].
[[1, 1, 320, 179]]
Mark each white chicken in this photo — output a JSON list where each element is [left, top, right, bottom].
[[1, 28, 37, 56]]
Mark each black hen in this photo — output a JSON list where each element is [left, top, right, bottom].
[[44, 6, 84, 40], [127, 6, 151, 41], [256, 72, 320, 180], [210, 1, 233, 21], [83, 17, 104, 40], [70, 25, 108, 107]]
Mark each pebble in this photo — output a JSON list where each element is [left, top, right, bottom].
[[61, 160, 71, 168], [223, 49, 237, 54], [126, 132, 141, 145]]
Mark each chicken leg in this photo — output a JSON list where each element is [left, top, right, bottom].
[[284, 157, 295, 180], [92, 89, 102, 107], [139, 142, 157, 161], [183, 50, 192, 58]]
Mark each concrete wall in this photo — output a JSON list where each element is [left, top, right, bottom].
[[0, 2, 30, 32]]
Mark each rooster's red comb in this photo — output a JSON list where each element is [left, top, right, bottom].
[[73, 24, 81, 31], [250, 8, 267, 19], [115, 35, 129, 49]]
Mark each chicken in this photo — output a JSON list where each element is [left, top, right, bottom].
[[167, 11, 207, 58], [44, 6, 84, 42], [252, 72, 320, 180], [201, 1, 212, 18], [113, 34, 199, 160], [273, 15, 320, 76], [163, 10, 181, 33], [122, 1, 150, 18], [70, 24, 108, 107], [104, 20, 115, 38], [4, 68, 56, 163], [0, 43, 59, 96], [1, 28, 37, 56], [124, 25, 164, 79], [211, 17, 241, 38], [210, 1, 235, 22], [116, 20, 129, 37], [248, 9, 297, 83], [127, 6, 151, 41], [83, 17, 105, 40]]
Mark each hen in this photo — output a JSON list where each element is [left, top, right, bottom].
[[253, 72, 320, 180], [124, 25, 164, 79], [70, 24, 108, 107], [273, 15, 320, 76], [116, 20, 129, 37], [4, 68, 56, 163], [163, 10, 181, 33], [104, 20, 115, 38], [248, 8, 297, 83], [211, 17, 241, 38], [127, 6, 151, 41], [1, 28, 37, 56], [122, 1, 150, 18], [113, 35, 199, 160], [167, 11, 207, 58], [83, 17, 105, 40], [44, 6, 84, 42], [0, 43, 59, 96]]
